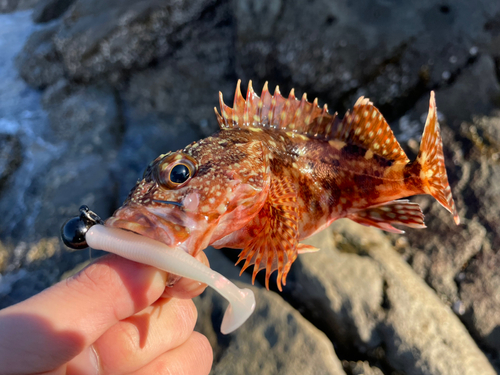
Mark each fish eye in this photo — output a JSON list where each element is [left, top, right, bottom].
[[156, 155, 197, 189], [170, 164, 191, 184]]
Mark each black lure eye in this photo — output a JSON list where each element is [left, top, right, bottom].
[[170, 164, 191, 184]]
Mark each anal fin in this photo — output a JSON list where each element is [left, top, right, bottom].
[[347, 200, 426, 234]]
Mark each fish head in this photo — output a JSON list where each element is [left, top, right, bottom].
[[106, 134, 270, 257]]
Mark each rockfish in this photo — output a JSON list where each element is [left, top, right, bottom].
[[107, 81, 460, 290]]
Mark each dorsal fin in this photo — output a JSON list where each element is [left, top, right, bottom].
[[215, 80, 339, 136], [215, 81, 409, 163], [332, 97, 410, 162]]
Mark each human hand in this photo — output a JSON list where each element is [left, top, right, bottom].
[[0, 253, 213, 375]]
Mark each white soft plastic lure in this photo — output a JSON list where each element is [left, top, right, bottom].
[[85, 225, 256, 334]]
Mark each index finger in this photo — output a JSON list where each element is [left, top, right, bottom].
[[0, 254, 167, 374]]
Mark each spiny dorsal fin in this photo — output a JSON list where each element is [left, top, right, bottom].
[[215, 81, 409, 164], [334, 97, 409, 163], [215, 80, 339, 136]]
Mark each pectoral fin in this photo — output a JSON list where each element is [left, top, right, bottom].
[[236, 175, 299, 291]]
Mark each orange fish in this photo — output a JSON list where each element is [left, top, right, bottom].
[[106, 80, 460, 290]]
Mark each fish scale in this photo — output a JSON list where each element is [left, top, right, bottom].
[[106, 80, 460, 290]]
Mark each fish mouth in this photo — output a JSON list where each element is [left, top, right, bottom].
[[105, 205, 190, 250]]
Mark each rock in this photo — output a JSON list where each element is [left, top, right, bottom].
[[234, 0, 500, 118], [52, 0, 217, 82], [15, 22, 65, 89], [124, 1, 235, 136], [113, 104, 201, 203], [344, 361, 384, 375], [281, 220, 496, 375], [32, 0, 76, 23], [0, 0, 40, 13], [0, 133, 22, 193], [195, 248, 346, 375], [392, 68, 500, 366]]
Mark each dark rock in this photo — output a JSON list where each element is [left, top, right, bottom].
[[113, 104, 200, 204], [52, 0, 217, 82], [0, 134, 22, 193], [195, 248, 346, 375], [124, 1, 236, 136], [0, 0, 40, 13], [32, 0, 76, 23], [15, 22, 65, 89], [234, 0, 500, 118]]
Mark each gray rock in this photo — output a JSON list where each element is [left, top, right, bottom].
[[0, 0, 40, 13], [344, 361, 384, 375], [0, 133, 22, 193], [52, 0, 216, 82], [195, 249, 345, 375], [234, 0, 500, 117], [282, 220, 496, 375], [113, 103, 200, 203], [15, 22, 65, 89], [32, 0, 76, 23], [391, 60, 500, 365]]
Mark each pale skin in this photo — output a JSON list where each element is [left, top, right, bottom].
[[0, 253, 213, 375]]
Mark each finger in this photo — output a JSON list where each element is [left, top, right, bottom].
[[130, 332, 213, 375], [0, 255, 166, 374], [90, 298, 198, 375], [161, 251, 210, 299]]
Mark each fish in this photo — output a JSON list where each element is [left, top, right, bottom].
[[106, 80, 460, 291]]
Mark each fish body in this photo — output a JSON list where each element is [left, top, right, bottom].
[[106, 81, 459, 290]]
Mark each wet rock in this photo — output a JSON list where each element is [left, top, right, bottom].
[[0, 133, 22, 193], [124, 0, 234, 136], [0, 0, 40, 13], [113, 104, 200, 204], [52, 0, 217, 82], [32, 0, 76, 23], [281, 220, 496, 375], [16, 22, 65, 89], [234, 0, 500, 118], [195, 248, 346, 375]]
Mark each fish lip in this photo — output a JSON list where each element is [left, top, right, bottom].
[[104, 206, 178, 249]]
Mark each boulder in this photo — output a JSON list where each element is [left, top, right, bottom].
[[52, 0, 217, 82], [195, 248, 346, 375], [16, 22, 65, 88], [281, 220, 496, 375]]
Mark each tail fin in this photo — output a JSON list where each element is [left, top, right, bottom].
[[415, 91, 460, 225]]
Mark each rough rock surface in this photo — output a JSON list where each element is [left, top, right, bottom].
[[281, 221, 495, 375], [0, 0, 40, 13], [2, 1, 500, 374], [16, 22, 65, 88], [195, 248, 346, 375], [31, 0, 75, 23], [52, 0, 217, 82]]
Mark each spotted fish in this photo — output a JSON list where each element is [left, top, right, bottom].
[[106, 80, 460, 290]]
